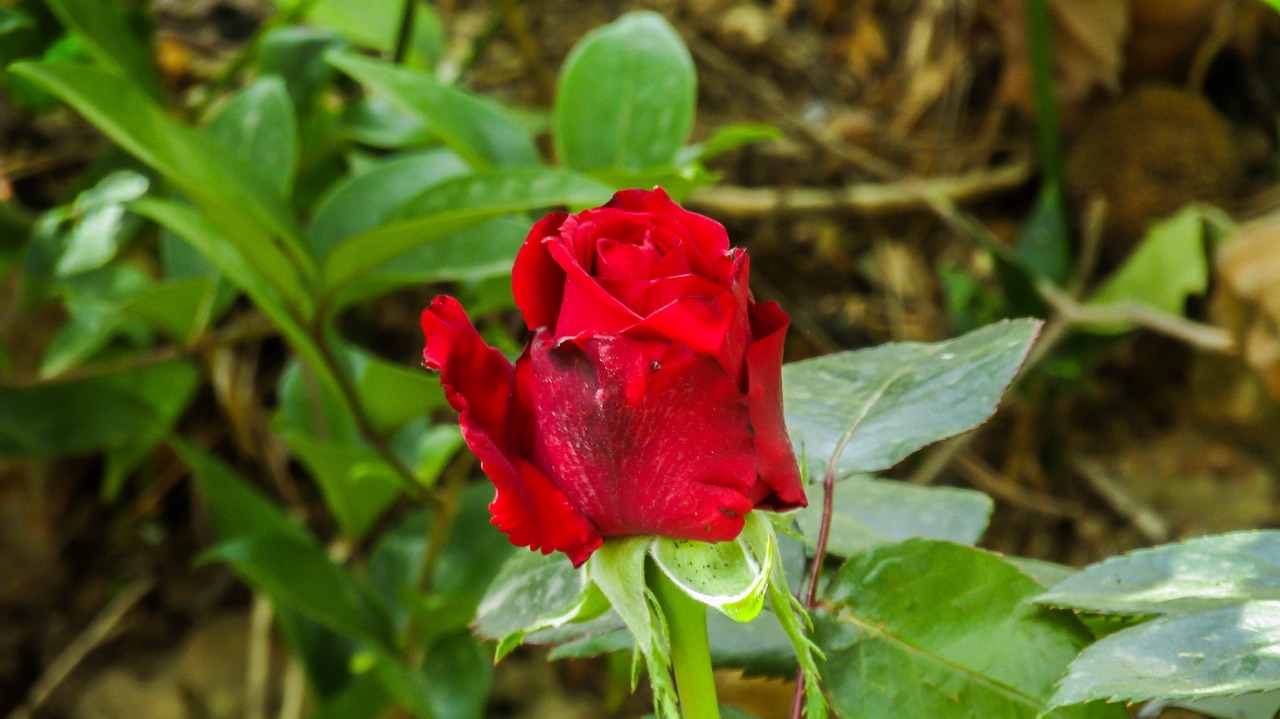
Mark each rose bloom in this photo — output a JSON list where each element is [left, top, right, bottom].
[[422, 188, 806, 566]]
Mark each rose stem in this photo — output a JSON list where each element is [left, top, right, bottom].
[[648, 562, 721, 719]]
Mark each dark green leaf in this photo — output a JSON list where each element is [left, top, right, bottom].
[[1014, 184, 1071, 285], [555, 11, 695, 172], [321, 167, 611, 296], [311, 674, 388, 719], [783, 319, 1040, 480], [473, 548, 592, 645], [420, 632, 492, 719], [207, 76, 299, 196], [1037, 531, 1280, 616], [256, 26, 345, 109], [1052, 601, 1280, 707], [816, 540, 1125, 719], [42, 0, 160, 98], [0, 359, 197, 458], [174, 437, 312, 544], [10, 62, 313, 301], [204, 534, 395, 648], [307, 149, 468, 260], [328, 50, 538, 168], [793, 474, 992, 557]]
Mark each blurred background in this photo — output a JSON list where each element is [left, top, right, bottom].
[[3, 0, 1280, 717]]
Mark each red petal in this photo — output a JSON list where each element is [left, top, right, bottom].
[[528, 331, 758, 541], [547, 239, 642, 338], [606, 187, 730, 266], [743, 301, 807, 510], [422, 297, 602, 564], [513, 213, 569, 331]]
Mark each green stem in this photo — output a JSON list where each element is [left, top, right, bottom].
[[1024, 0, 1065, 194], [649, 564, 720, 719]]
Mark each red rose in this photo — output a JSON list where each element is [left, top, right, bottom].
[[422, 188, 806, 566]]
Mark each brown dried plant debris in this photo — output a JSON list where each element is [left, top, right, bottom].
[[990, 0, 1129, 125], [1215, 209, 1280, 402], [1066, 85, 1240, 261]]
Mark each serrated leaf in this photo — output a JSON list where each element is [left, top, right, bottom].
[[783, 319, 1040, 481], [328, 50, 537, 168], [651, 512, 773, 622], [473, 547, 602, 658], [588, 537, 679, 719], [1052, 601, 1280, 707], [555, 11, 695, 172], [793, 474, 992, 556], [1036, 531, 1280, 616], [816, 539, 1125, 719], [1172, 692, 1280, 719]]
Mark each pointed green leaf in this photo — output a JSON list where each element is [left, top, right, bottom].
[[320, 167, 611, 296], [589, 537, 678, 718], [816, 540, 1125, 719], [0, 359, 198, 458], [328, 50, 538, 167], [1052, 601, 1280, 707], [9, 62, 314, 295], [793, 475, 992, 557], [783, 319, 1040, 480], [42, 0, 161, 98], [1037, 530, 1280, 616]]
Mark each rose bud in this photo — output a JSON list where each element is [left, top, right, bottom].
[[422, 188, 807, 567]]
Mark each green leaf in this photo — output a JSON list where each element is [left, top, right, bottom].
[[1051, 601, 1280, 707], [331, 217, 527, 309], [54, 170, 149, 276], [42, 0, 161, 98], [588, 537, 679, 719], [420, 632, 492, 719], [130, 198, 312, 346], [1084, 207, 1223, 334], [782, 319, 1040, 481], [256, 26, 345, 108], [0, 359, 198, 458], [9, 62, 314, 299], [473, 547, 605, 659], [555, 11, 695, 172], [312, 674, 388, 719], [677, 123, 782, 165], [1014, 184, 1071, 285], [277, 429, 403, 538], [207, 76, 299, 196], [120, 277, 218, 343], [651, 512, 774, 623], [320, 167, 611, 296], [1036, 531, 1280, 616], [271, 0, 440, 58], [307, 149, 468, 260], [1172, 693, 1280, 719], [816, 540, 1125, 719], [204, 534, 395, 649], [328, 50, 538, 168], [173, 437, 312, 544], [793, 475, 993, 557]]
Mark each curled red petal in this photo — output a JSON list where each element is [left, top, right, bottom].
[[512, 212, 569, 331], [421, 297, 602, 564], [744, 301, 807, 510], [528, 331, 758, 541]]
